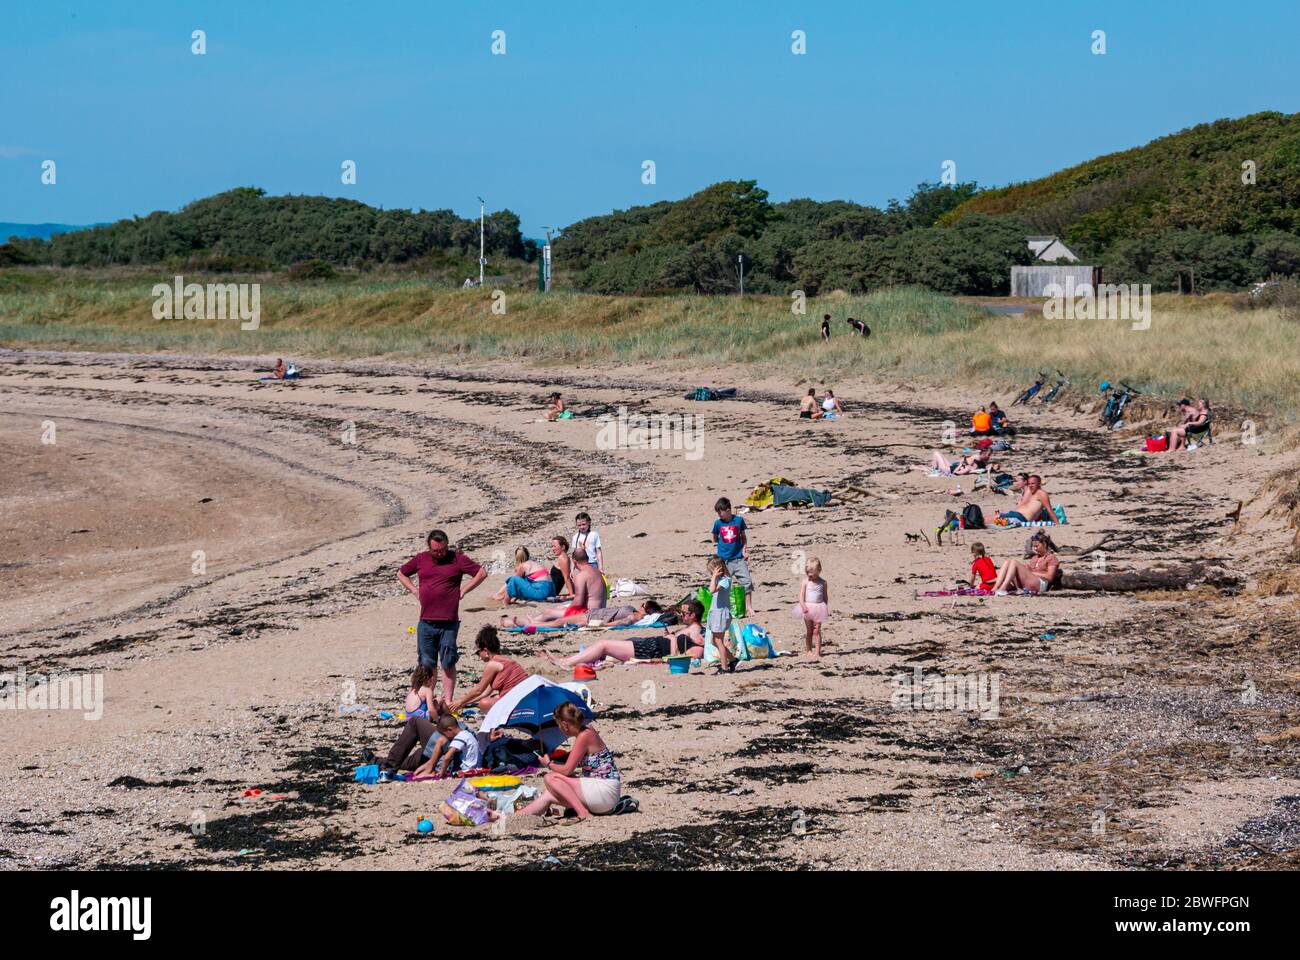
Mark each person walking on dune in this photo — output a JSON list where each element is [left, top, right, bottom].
[[398, 529, 487, 702]]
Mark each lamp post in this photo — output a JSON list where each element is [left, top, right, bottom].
[[477, 196, 486, 287]]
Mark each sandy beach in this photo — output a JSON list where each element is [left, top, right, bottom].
[[2, 348, 1298, 870]]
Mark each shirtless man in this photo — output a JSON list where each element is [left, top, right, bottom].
[[993, 532, 1060, 595], [799, 389, 823, 420], [997, 474, 1053, 523], [504, 547, 606, 627]]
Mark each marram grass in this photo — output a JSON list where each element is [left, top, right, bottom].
[[1, 271, 1297, 423]]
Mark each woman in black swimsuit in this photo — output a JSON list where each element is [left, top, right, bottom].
[[543, 601, 706, 668]]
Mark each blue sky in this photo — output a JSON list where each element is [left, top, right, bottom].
[[3, 0, 1298, 236]]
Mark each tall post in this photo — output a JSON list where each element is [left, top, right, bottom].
[[738, 254, 744, 296], [477, 196, 486, 287], [544, 227, 555, 292]]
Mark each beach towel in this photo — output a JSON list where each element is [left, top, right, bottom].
[[743, 476, 795, 510], [609, 613, 671, 629], [995, 505, 1067, 527], [503, 624, 579, 634], [920, 587, 994, 598]]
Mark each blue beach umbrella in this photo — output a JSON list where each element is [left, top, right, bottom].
[[480, 675, 594, 736]]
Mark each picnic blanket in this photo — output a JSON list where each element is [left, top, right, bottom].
[[396, 766, 541, 782]]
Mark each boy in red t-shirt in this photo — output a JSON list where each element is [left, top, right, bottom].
[[970, 542, 997, 590]]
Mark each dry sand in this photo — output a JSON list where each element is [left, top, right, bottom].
[[2, 347, 1298, 870]]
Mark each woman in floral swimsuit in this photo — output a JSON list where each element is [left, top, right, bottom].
[[516, 701, 622, 818]]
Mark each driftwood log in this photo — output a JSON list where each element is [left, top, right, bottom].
[[1059, 562, 1240, 592]]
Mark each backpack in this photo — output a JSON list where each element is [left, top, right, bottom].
[[480, 736, 541, 774], [961, 503, 986, 530]]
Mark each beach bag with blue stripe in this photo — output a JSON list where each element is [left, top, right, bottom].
[[737, 623, 775, 661]]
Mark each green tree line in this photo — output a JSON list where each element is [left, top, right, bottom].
[[2, 187, 532, 270]]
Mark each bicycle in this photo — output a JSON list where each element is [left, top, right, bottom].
[[1100, 381, 1139, 429], [1040, 369, 1068, 403], [1012, 371, 1049, 405]]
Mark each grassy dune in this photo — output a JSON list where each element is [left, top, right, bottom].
[[2, 268, 1297, 422]]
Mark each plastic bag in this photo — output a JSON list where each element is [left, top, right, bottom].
[[486, 785, 539, 814], [441, 779, 493, 826], [729, 584, 747, 617]]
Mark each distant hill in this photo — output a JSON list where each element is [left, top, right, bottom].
[[6, 113, 1299, 293], [0, 223, 99, 241], [554, 113, 1300, 295], [3, 188, 533, 270], [943, 112, 1300, 257]]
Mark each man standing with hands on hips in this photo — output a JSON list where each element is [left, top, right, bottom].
[[397, 529, 487, 703]]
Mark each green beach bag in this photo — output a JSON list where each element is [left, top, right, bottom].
[[729, 584, 746, 617], [694, 586, 712, 614]]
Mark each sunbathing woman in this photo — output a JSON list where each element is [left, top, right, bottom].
[[919, 446, 994, 476], [1168, 398, 1210, 451], [509, 598, 661, 631], [799, 389, 823, 420], [992, 532, 1060, 595], [493, 546, 555, 604], [543, 600, 705, 667]]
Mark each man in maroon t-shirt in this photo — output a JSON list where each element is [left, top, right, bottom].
[[397, 529, 486, 701]]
